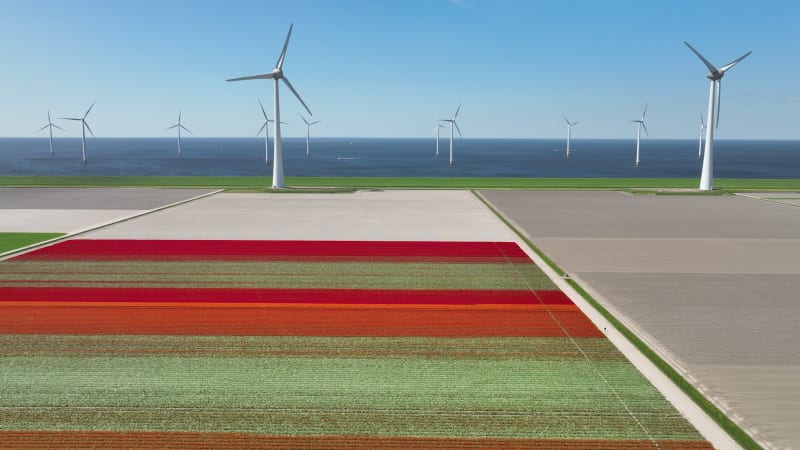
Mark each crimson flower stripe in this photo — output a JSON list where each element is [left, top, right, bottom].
[[15, 239, 532, 262]]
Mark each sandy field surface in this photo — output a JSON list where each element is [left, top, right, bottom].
[[481, 190, 800, 450]]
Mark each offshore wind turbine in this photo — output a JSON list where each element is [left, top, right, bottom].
[[299, 114, 321, 158], [562, 115, 579, 158], [697, 114, 706, 158], [440, 104, 462, 166], [227, 23, 312, 189], [685, 41, 752, 190], [166, 110, 191, 156], [256, 99, 288, 165], [37, 110, 64, 156], [630, 105, 648, 166], [433, 122, 445, 158], [59, 101, 95, 164]]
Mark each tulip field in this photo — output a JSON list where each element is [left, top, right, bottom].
[[0, 239, 711, 448]]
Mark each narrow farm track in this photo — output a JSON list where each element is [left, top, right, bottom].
[[0, 239, 711, 448]]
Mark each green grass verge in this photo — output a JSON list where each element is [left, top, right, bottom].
[[0, 233, 64, 254], [472, 191, 762, 450], [0, 175, 798, 191]]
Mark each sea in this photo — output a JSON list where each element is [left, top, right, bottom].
[[0, 138, 797, 179]]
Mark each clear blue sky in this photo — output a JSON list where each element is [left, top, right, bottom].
[[1, 0, 798, 139]]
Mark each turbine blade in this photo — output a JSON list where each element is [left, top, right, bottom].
[[84, 121, 95, 138], [258, 99, 268, 120], [684, 41, 718, 74], [256, 122, 267, 136], [178, 109, 182, 123], [299, 114, 310, 125], [454, 122, 463, 137], [700, 113, 705, 126], [227, 73, 275, 82], [562, 115, 570, 125], [37, 124, 49, 132], [454, 103, 461, 119], [166, 124, 179, 130], [311, 120, 321, 125], [642, 104, 648, 119], [641, 121, 649, 137], [716, 80, 722, 128], [719, 51, 752, 73], [180, 125, 191, 134], [573, 121, 580, 126], [282, 77, 312, 116], [60, 117, 81, 121], [280, 121, 288, 125], [84, 100, 96, 119], [276, 23, 294, 70], [52, 124, 64, 131]]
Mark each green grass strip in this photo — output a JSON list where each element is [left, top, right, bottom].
[[0, 233, 64, 254], [0, 175, 798, 191], [0, 260, 556, 290], [472, 190, 762, 450]]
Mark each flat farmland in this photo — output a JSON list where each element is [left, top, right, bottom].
[[0, 190, 711, 448], [481, 190, 800, 449]]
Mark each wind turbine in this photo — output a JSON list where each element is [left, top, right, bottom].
[[685, 41, 752, 190], [433, 121, 445, 159], [630, 105, 648, 166], [166, 110, 191, 156], [440, 104, 462, 166], [256, 99, 288, 165], [60, 101, 95, 164], [227, 23, 312, 189], [697, 114, 706, 158], [299, 114, 321, 158], [562, 115, 579, 158], [37, 110, 63, 156]]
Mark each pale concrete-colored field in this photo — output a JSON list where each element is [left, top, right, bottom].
[[0, 188, 217, 234], [481, 190, 800, 450], [83, 190, 516, 242]]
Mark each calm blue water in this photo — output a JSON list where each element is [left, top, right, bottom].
[[0, 137, 798, 178]]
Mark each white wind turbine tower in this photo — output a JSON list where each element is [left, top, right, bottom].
[[685, 41, 752, 190], [166, 110, 191, 156], [37, 110, 64, 156], [60, 101, 95, 164], [697, 114, 706, 158], [299, 114, 321, 158], [227, 23, 313, 189], [440, 104, 462, 166], [630, 105, 648, 166], [562, 115, 579, 158], [433, 121, 445, 159]]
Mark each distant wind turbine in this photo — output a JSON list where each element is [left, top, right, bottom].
[[440, 104, 462, 166], [166, 110, 191, 156], [685, 41, 751, 190], [227, 23, 312, 189], [630, 105, 648, 166], [256, 99, 285, 165], [433, 121, 445, 159], [697, 114, 706, 158], [562, 115, 579, 158], [37, 110, 64, 156], [60, 101, 95, 164], [299, 114, 321, 158]]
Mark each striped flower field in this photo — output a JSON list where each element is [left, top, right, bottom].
[[0, 239, 711, 448]]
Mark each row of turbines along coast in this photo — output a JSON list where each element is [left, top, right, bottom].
[[36, 23, 751, 191]]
